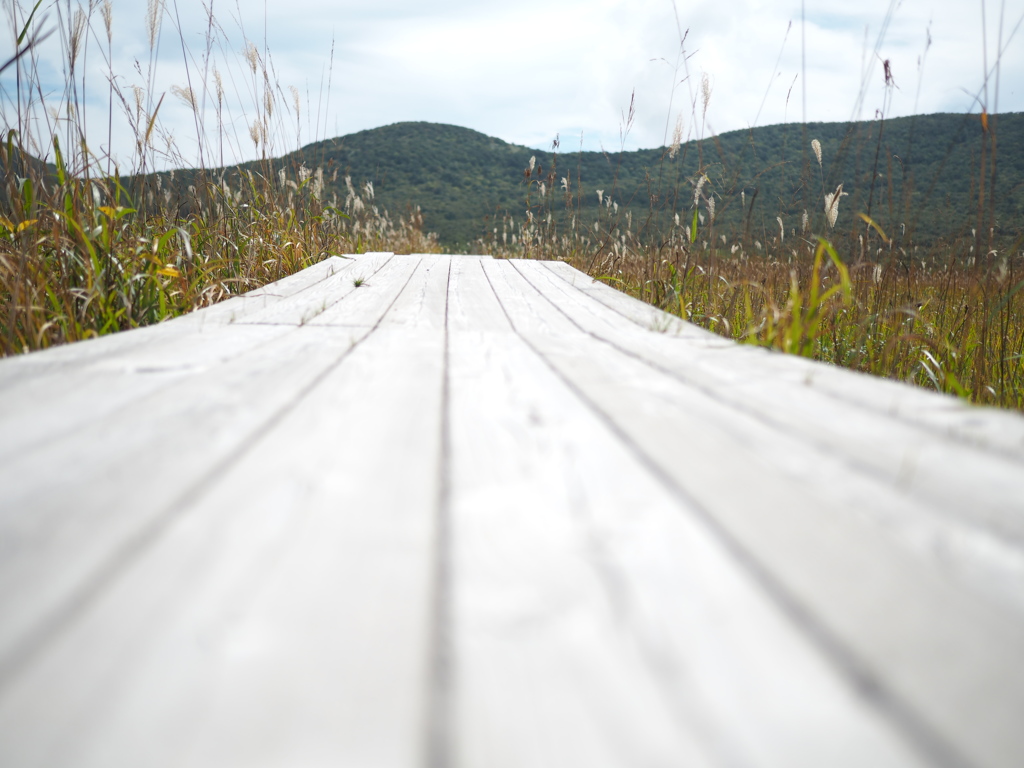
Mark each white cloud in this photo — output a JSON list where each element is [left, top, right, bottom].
[[1, 0, 1021, 169]]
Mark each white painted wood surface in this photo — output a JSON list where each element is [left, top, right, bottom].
[[1, 253, 1023, 768]]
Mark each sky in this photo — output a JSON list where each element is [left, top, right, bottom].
[[2, 0, 1023, 170]]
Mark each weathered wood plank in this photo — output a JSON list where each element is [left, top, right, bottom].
[[484, 258, 1024, 768], [516, 259, 1024, 612], [236, 252, 396, 326], [0, 255, 446, 767], [541, 259, 731, 346], [1, 254, 1021, 768], [309, 254, 446, 328], [0, 328, 357, 675], [177, 253, 368, 327], [0, 324, 293, 462], [0, 254, 367, 406], [445, 258, 926, 767], [0, 260, 420, 686], [542, 260, 1024, 459], [0, 258, 447, 768], [0, 257, 379, 460]]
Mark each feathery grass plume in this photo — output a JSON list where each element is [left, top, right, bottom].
[[68, 8, 87, 67], [529, 156, 536, 173], [101, 0, 113, 43], [147, 0, 164, 49], [777, 216, 784, 243], [669, 114, 683, 158], [245, 41, 259, 74], [132, 85, 145, 119], [811, 138, 822, 167], [596, 189, 604, 205], [693, 174, 707, 207], [171, 85, 196, 111], [707, 196, 715, 220], [802, 210, 809, 232], [701, 73, 711, 115], [824, 184, 847, 228], [213, 67, 224, 104]]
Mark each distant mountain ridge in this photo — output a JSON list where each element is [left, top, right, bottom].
[[129, 114, 1024, 248], [267, 114, 1023, 247]]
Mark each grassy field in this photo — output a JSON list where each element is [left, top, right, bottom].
[[1, 2, 1021, 410], [482, 212, 1024, 408]]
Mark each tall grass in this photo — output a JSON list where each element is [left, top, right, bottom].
[[0, 0, 437, 355], [474, 39, 1024, 410], [481, 208, 1023, 409]]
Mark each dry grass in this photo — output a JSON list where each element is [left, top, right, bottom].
[[0, 1, 438, 355], [477, 138, 1024, 411]]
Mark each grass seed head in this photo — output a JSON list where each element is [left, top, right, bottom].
[[248, 121, 262, 148], [669, 114, 683, 158], [147, 0, 164, 49], [69, 9, 87, 68], [693, 174, 707, 207], [245, 41, 259, 74], [824, 183, 847, 228], [171, 85, 196, 111], [102, 0, 113, 43]]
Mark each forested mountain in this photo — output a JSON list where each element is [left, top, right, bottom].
[[161, 113, 1024, 248]]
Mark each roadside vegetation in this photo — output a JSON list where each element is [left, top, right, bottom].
[[1, 1, 1021, 410]]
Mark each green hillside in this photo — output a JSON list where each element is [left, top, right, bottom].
[[150, 113, 1024, 248]]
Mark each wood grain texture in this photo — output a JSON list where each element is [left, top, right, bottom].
[[542, 260, 1024, 459], [0, 254, 1022, 768], [446, 258, 924, 768], [518, 260, 1024, 614], [0, 257, 445, 768], [0, 255, 366, 388], [490, 259, 1024, 768]]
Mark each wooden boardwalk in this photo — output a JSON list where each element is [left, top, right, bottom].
[[1, 252, 1023, 768]]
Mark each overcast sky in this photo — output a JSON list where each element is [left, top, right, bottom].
[[3, 0, 1023, 169]]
